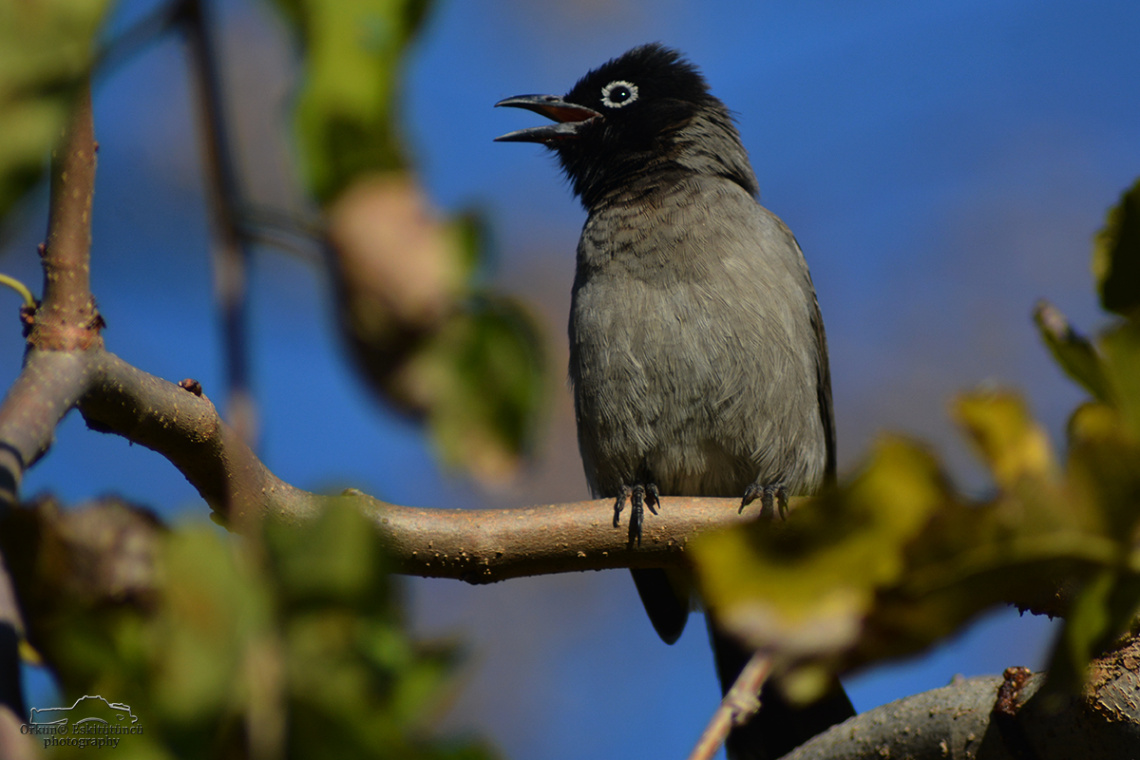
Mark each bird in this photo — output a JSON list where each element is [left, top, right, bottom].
[[495, 43, 854, 759]]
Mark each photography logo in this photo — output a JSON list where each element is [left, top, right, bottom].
[[22, 694, 144, 749]]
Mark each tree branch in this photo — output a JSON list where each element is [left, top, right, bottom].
[[784, 641, 1140, 760], [0, 81, 102, 512], [80, 352, 314, 528], [30, 82, 101, 353], [0, 77, 103, 759], [361, 494, 760, 581], [77, 349, 762, 577], [0, 351, 92, 508]]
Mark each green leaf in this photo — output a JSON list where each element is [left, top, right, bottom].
[[5, 499, 494, 759], [0, 0, 111, 218], [1065, 400, 1140, 546], [154, 527, 272, 725], [414, 295, 548, 481], [450, 210, 490, 286], [1033, 300, 1110, 401], [1093, 179, 1140, 317], [272, 0, 433, 203], [266, 496, 391, 607], [1099, 320, 1140, 439], [264, 504, 492, 759]]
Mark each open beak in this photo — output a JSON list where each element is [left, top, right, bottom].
[[494, 95, 602, 143]]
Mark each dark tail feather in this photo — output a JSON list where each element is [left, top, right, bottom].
[[709, 622, 854, 760], [631, 568, 689, 645]]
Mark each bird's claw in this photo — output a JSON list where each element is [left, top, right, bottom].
[[614, 483, 660, 546], [740, 481, 788, 519]]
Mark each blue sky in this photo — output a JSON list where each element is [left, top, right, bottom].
[[3, 1, 1139, 758]]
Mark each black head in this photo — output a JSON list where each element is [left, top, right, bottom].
[[496, 44, 758, 208]]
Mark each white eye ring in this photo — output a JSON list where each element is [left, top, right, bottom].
[[600, 80, 639, 109]]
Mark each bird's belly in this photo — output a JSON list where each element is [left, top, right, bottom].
[[570, 274, 819, 498]]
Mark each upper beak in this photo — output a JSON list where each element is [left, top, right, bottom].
[[494, 95, 602, 143]]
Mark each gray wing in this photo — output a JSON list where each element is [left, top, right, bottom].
[[800, 240, 836, 486]]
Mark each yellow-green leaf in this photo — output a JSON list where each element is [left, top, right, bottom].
[[693, 437, 950, 670], [1066, 400, 1140, 542], [953, 390, 1057, 489]]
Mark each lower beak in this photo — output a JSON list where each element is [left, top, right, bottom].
[[494, 95, 602, 143]]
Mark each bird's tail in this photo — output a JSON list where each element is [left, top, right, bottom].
[[631, 567, 690, 645], [708, 622, 854, 760]]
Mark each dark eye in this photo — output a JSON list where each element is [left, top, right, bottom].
[[600, 80, 639, 109]]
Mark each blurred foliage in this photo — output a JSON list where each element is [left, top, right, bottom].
[[692, 177, 1140, 704], [275, 0, 548, 481], [1094, 179, 1140, 317], [1034, 301, 1110, 402], [271, 0, 430, 202], [0, 0, 110, 220], [3, 497, 494, 760], [0, 0, 519, 756], [407, 294, 547, 479], [0, 0, 542, 752], [0, 0, 548, 478]]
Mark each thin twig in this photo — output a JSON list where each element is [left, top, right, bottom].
[[236, 204, 324, 265], [95, 0, 189, 76], [238, 203, 325, 242], [183, 0, 257, 446], [688, 652, 772, 760]]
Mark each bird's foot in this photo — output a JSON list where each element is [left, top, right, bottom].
[[614, 483, 660, 546], [740, 481, 788, 519]]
